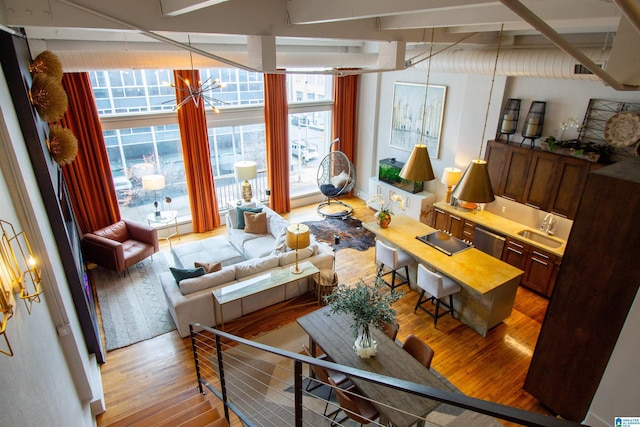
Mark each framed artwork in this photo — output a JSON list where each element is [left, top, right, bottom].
[[390, 82, 446, 158]]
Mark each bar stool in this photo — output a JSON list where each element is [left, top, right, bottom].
[[414, 264, 461, 327], [375, 240, 413, 290]]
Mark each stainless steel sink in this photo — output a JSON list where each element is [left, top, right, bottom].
[[517, 229, 564, 249]]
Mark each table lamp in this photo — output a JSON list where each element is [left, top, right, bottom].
[[441, 167, 462, 204], [286, 223, 310, 274], [142, 174, 165, 217], [234, 161, 257, 203]]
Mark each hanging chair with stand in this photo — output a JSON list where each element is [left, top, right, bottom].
[[317, 138, 356, 219]]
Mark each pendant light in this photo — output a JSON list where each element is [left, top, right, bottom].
[[451, 25, 505, 204], [399, 28, 436, 183]]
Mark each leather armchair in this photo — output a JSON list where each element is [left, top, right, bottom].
[[82, 219, 159, 273]]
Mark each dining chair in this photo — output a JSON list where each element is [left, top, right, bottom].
[[415, 264, 461, 327], [328, 377, 379, 426], [302, 344, 350, 417], [375, 240, 413, 290], [402, 334, 435, 369], [380, 322, 399, 342]]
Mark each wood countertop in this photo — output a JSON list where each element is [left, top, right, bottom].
[[364, 215, 523, 295], [433, 201, 566, 257]]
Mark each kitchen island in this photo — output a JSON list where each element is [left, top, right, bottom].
[[364, 215, 523, 336]]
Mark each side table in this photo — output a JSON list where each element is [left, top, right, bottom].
[[147, 210, 180, 247]]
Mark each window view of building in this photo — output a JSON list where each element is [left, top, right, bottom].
[[90, 69, 333, 226]]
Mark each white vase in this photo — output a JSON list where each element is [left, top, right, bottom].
[[354, 325, 377, 358]]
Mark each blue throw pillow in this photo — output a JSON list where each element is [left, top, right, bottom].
[[236, 206, 263, 229], [170, 267, 206, 284]]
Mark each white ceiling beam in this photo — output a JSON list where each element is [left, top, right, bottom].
[[287, 0, 498, 25], [159, 0, 231, 17]]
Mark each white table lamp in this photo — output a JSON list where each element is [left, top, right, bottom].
[[441, 167, 462, 204], [234, 161, 257, 203], [142, 174, 165, 217]]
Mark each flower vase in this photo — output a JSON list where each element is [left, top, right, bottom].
[[376, 213, 391, 228], [353, 324, 377, 358]]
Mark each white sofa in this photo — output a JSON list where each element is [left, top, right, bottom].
[[160, 204, 334, 337]]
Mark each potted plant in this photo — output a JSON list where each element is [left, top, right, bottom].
[[367, 193, 405, 228], [324, 278, 403, 358]]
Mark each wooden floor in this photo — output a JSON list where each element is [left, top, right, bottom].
[[96, 196, 553, 426]]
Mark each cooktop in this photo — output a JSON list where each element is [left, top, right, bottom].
[[416, 231, 473, 256]]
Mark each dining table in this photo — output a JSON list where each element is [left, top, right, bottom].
[[297, 307, 449, 427]]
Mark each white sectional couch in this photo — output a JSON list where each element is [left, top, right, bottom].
[[160, 204, 333, 337]]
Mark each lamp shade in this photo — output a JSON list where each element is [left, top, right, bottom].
[[142, 174, 165, 191], [450, 160, 495, 203], [285, 224, 310, 250], [440, 167, 462, 187], [234, 161, 257, 181], [398, 144, 435, 182]]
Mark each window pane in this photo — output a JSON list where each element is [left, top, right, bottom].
[[208, 124, 267, 207], [287, 74, 333, 103], [200, 68, 264, 107], [106, 125, 191, 223], [289, 110, 333, 197]]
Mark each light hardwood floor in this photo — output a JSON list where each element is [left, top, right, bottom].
[[95, 196, 552, 426]]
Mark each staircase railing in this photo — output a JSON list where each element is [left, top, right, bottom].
[[190, 323, 586, 427]]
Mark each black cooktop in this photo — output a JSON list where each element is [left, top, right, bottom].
[[416, 231, 473, 256]]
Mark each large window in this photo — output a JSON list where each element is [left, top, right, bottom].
[[90, 69, 333, 226]]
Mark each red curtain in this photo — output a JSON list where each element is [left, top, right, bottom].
[[332, 73, 360, 163], [174, 70, 220, 232], [263, 73, 290, 214], [59, 72, 120, 234]]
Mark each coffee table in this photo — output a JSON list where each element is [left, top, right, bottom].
[[212, 261, 319, 329]]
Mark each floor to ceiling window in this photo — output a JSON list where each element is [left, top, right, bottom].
[[90, 68, 334, 225]]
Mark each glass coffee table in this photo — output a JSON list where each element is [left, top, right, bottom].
[[212, 261, 319, 329]]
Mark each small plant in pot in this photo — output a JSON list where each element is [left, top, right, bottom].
[[324, 278, 403, 358]]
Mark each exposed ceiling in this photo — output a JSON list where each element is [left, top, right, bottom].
[[1, 0, 640, 87]]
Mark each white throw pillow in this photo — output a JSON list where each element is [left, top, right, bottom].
[[278, 246, 314, 267], [330, 170, 349, 188], [179, 267, 236, 295], [235, 255, 280, 279]]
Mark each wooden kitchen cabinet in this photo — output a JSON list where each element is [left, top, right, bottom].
[[447, 212, 464, 239], [430, 208, 475, 242], [462, 219, 476, 242], [485, 140, 602, 219], [432, 206, 447, 230], [501, 236, 559, 297]]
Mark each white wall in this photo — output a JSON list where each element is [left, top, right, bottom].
[[0, 61, 100, 426]]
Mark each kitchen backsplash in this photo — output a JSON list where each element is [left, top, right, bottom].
[[483, 196, 573, 240]]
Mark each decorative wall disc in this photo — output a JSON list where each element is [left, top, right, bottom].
[[604, 112, 640, 147]]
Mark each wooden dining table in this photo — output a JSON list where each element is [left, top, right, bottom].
[[297, 307, 448, 427]]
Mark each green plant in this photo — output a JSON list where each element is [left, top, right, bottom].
[[324, 278, 403, 341], [367, 193, 405, 222], [543, 136, 612, 161]]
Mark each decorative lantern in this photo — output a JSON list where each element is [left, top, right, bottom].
[[496, 98, 521, 143], [521, 101, 546, 147]]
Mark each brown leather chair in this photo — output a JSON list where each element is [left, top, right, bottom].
[[302, 344, 350, 417], [82, 219, 159, 273], [328, 377, 379, 426], [402, 334, 435, 369], [380, 322, 399, 342]]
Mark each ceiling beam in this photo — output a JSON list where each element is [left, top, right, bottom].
[[159, 0, 230, 17]]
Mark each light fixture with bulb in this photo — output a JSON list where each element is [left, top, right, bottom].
[[399, 28, 436, 184], [450, 25, 505, 206]]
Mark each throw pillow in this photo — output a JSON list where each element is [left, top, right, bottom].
[[273, 230, 288, 253], [330, 170, 349, 188], [236, 206, 263, 229], [170, 266, 206, 284], [194, 261, 222, 273], [244, 212, 268, 234]]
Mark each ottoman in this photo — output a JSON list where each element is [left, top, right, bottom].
[[171, 235, 246, 269]]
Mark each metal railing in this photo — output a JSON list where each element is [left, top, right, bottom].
[[189, 323, 587, 427]]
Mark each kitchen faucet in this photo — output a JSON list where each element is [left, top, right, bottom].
[[539, 213, 556, 235]]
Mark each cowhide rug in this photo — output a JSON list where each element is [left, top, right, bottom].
[[303, 217, 375, 252]]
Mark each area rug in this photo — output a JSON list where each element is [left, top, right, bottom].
[[214, 322, 502, 426], [303, 217, 375, 251], [92, 253, 176, 351]]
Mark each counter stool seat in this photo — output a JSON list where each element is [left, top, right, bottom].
[[415, 264, 461, 327], [375, 240, 413, 290]]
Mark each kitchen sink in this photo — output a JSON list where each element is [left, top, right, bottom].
[[517, 229, 564, 249]]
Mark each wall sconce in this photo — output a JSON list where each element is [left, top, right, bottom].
[[521, 101, 546, 147], [496, 98, 521, 143], [0, 275, 14, 357], [0, 219, 43, 314]]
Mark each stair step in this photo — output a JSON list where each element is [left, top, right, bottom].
[[108, 388, 212, 427], [175, 407, 226, 427], [152, 400, 214, 427]]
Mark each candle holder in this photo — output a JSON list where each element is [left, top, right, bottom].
[[496, 98, 521, 143], [521, 101, 546, 148]]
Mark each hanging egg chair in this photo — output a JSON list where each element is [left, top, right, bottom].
[[316, 138, 356, 219]]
